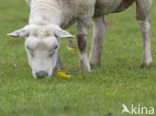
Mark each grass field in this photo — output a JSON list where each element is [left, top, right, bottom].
[[0, 0, 156, 116]]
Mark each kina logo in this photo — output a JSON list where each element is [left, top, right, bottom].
[[121, 104, 154, 115]]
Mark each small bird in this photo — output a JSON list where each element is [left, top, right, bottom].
[[67, 40, 78, 52], [57, 70, 72, 79]]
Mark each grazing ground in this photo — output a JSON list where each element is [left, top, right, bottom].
[[0, 0, 156, 116]]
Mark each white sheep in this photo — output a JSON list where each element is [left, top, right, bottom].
[[8, 0, 153, 78]]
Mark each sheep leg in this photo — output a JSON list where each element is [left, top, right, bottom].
[[89, 16, 106, 67], [136, 0, 153, 68], [77, 18, 91, 71]]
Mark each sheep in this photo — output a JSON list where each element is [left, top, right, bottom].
[[8, 0, 153, 78]]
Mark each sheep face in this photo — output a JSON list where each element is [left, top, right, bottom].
[[8, 24, 74, 79]]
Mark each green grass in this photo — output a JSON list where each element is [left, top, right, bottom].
[[0, 0, 156, 116]]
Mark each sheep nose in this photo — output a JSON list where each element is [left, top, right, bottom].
[[36, 71, 47, 78]]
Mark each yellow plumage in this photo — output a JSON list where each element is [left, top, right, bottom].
[[67, 46, 77, 52], [57, 70, 72, 79], [67, 40, 78, 52]]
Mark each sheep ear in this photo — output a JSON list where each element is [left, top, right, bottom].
[[7, 28, 29, 38], [55, 28, 75, 39]]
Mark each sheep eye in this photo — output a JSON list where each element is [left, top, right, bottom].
[[54, 34, 59, 38], [49, 52, 54, 57], [54, 45, 58, 50], [26, 46, 30, 50]]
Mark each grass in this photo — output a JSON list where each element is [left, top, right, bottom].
[[0, 0, 156, 116]]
